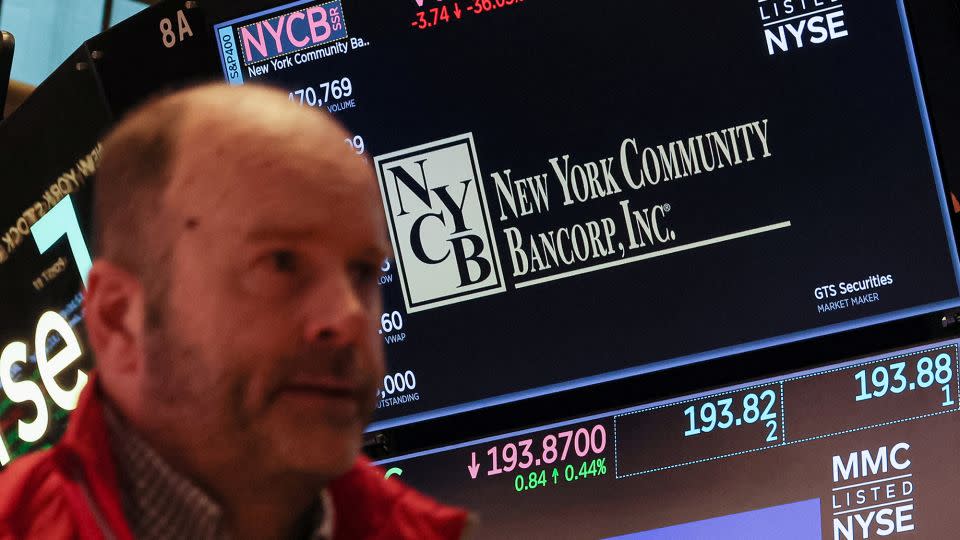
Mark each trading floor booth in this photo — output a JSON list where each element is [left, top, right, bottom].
[[1, 1, 960, 537]]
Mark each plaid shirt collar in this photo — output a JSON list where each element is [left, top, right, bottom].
[[103, 405, 333, 540]]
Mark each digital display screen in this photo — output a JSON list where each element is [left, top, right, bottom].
[[0, 1, 212, 467], [375, 338, 960, 538], [213, 0, 960, 430], [0, 48, 106, 466]]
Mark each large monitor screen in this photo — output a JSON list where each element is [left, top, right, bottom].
[[213, 0, 960, 430], [375, 338, 960, 538]]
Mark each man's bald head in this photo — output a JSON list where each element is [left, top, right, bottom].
[[94, 83, 360, 310]]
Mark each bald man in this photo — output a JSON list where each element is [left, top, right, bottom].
[[0, 84, 471, 540]]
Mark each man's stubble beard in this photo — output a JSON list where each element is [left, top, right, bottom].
[[141, 287, 246, 429], [140, 278, 380, 458]]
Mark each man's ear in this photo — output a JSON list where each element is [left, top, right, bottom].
[[83, 260, 145, 375]]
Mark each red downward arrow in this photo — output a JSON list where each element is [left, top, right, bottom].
[[416, 0, 425, 6], [467, 452, 481, 479]]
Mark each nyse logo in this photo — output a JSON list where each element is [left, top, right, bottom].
[[376, 134, 505, 313], [759, 0, 849, 56]]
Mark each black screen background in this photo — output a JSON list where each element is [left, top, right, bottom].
[[220, 0, 960, 425]]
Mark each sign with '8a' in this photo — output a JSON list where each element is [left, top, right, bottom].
[[375, 134, 506, 313]]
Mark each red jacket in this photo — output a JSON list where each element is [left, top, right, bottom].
[[0, 379, 469, 539]]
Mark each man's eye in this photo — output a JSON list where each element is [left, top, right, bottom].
[[271, 250, 298, 273], [242, 250, 306, 298]]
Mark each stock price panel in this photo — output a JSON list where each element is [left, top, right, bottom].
[[377, 340, 960, 538], [211, 0, 960, 431]]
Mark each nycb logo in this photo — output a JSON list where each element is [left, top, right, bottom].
[[239, 0, 347, 64], [376, 134, 505, 313]]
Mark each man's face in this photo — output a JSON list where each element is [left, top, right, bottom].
[[145, 115, 389, 478]]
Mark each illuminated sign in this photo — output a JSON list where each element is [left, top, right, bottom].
[[0, 196, 91, 465], [0, 312, 85, 465]]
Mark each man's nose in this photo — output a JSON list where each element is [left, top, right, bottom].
[[302, 270, 367, 347]]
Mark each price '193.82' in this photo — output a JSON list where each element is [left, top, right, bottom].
[[684, 390, 778, 443]]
